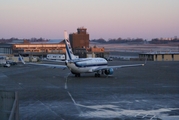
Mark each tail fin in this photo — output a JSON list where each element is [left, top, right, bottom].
[[19, 55, 25, 64], [64, 30, 76, 60]]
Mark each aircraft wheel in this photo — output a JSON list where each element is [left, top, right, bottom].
[[75, 74, 81, 77], [95, 73, 100, 77]]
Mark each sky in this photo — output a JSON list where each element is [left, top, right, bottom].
[[0, 0, 179, 40]]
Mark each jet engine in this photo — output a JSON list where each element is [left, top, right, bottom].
[[104, 68, 114, 75]]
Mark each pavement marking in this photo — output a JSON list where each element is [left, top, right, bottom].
[[67, 91, 76, 104], [65, 78, 68, 89], [38, 100, 62, 118], [65, 73, 84, 115], [64, 73, 71, 89]]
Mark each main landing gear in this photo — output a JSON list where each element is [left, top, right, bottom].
[[94, 73, 101, 77], [75, 73, 81, 77], [94, 70, 104, 77]]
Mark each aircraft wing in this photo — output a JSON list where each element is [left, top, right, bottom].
[[26, 63, 67, 69], [42, 59, 66, 62], [93, 63, 144, 72], [19, 55, 67, 69]]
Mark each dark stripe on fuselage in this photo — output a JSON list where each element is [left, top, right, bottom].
[[75, 62, 107, 67], [65, 40, 72, 60]]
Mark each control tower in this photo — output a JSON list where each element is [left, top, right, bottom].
[[69, 27, 89, 49]]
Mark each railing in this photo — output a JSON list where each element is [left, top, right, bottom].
[[9, 92, 19, 120]]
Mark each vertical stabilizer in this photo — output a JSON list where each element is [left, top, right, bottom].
[[64, 31, 76, 60], [19, 55, 25, 64]]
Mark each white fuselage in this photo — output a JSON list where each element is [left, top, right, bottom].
[[67, 58, 107, 74]]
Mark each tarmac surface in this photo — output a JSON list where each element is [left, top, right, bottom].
[[0, 60, 179, 120]]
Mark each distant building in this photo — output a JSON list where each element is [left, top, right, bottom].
[[73, 48, 87, 58], [139, 52, 179, 61], [0, 40, 66, 57], [0, 44, 13, 54], [12, 41, 65, 55], [69, 27, 89, 49]]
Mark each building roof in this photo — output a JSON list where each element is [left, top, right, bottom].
[[0, 44, 13, 47], [33, 39, 63, 44], [139, 52, 179, 55]]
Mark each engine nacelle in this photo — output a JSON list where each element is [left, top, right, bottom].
[[104, 68, 114, 75]]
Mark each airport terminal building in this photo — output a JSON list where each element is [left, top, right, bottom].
[[12, 41, 66, 55], [0, 41, 66, 55], [139, 52, 179, 61]]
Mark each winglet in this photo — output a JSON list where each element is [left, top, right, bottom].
[[19, 54, 25, 64]]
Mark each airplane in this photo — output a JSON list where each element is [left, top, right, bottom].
[[0, 56, 11, 67], [19, 31, 145, 77]]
